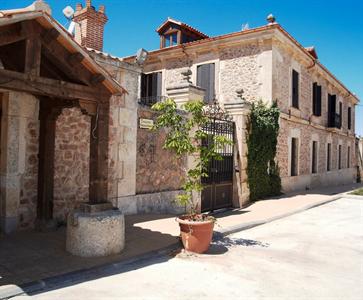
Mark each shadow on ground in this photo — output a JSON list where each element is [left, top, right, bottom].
[[0, 214, 179, 290], [205, 233, 269, 255]]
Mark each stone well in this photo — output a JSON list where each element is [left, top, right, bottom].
[[66, 209, 125, 257]]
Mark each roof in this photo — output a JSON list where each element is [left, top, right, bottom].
[[124, 23, 358, 104], [156, 17, 209, 38], [0, 6, 126, 95]]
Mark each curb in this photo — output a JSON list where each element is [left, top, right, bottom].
[[0, 243, 180, 300], [0, 194, 350, 299]]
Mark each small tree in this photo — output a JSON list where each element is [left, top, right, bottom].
[[152, 99, 233, 218]]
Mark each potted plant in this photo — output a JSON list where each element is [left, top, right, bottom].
[[152, 98, 233, 253]]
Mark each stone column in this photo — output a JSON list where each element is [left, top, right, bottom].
[[0, 91, 39, 233], [166, 83, 205, 109], [224, 100, 251, 207]]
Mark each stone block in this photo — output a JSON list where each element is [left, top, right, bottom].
[[66, 209, 125, 257]]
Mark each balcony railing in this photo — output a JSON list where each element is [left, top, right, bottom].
[[138, 95, 167, 106], [328, 113, 341, 129]]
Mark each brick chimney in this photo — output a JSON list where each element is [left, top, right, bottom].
[[73, 0, 108, 51]]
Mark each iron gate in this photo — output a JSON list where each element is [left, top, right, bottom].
[[201, 119, 235, 212]]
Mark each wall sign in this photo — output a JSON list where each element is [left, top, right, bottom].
[[139, 118, 154, 129]]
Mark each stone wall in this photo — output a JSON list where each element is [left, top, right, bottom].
[[136, 107, 185, 194], [53, 107, 90, 222], [273, 44, 357, 192], [89, 52, 140, 208]]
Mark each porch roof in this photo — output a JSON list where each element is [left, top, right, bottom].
[[0, 9, 127, 95]]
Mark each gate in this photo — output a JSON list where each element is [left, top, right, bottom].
[[201, 119, 235, 212]]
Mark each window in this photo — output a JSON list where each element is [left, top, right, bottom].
[[292, 69, 299, 108], [348, 107, 352, 130], [197, 63, 215, 104], [312, 141, 318, 174], [140, 72, 162, 105], [291, 137, 298, 176], [347, 146, 351, 168], [164, 32, 178, 47], [338, 145, 342, 169], [327, 143, 331, 171], [328, 94, 337, 127], [312, 82, 322, 116]]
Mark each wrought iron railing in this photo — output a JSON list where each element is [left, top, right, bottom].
[[138, 95, 167, 106]]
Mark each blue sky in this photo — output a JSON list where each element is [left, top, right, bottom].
[[2, 0, 363, 135]]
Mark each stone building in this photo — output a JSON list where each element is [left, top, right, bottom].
[[0, 0, 359, 234], [121, 16, 359, 207]]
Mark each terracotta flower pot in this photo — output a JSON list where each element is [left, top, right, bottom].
[[176, 215, 214, 254]]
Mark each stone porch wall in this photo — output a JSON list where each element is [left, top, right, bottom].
[[53, 107, 90, 222], [136, 107, 185, 194]]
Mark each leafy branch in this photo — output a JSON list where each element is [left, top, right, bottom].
[[152, 98, 233, 215]]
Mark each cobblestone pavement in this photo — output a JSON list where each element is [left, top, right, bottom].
[[14, 197, 363, 300]]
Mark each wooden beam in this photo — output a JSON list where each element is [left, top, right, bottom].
[[42, 28, 60, 44], [25, 37, 41, 76], [89, 101, 110, 204], [68, 52, 84, 65], [40, 35, 94, 86], [90, 74, 105, 85], [0, 24, 26, 47], [79, 99, 97, 115], [0, 69, 108, 102]]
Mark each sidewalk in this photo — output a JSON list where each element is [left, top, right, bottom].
[[1, 182, 362, 298]]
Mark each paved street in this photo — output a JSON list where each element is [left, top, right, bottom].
[[15, 197, 363, 300]]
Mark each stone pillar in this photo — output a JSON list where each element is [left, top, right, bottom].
[[166, 83, 205, 109], [224, 100, 251, 207], [0, 91, 39, 233]]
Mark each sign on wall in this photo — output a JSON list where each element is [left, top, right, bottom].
[[139, 118, 154, 129]]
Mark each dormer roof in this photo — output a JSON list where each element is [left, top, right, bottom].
[[156, 17, 209, 39]]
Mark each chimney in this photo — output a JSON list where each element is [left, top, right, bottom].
[[73, 0, 108, 51]]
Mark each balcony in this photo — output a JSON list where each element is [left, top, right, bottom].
[[138, 95, 167, 106], [328, 113, 341, 129]]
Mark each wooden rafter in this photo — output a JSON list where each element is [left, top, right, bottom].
[[0, 69, 107, 102], [0, 23, 26, 47]]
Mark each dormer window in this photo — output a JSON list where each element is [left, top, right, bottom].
[[164, 32, 178, 47], [157, 18, 209, 49]]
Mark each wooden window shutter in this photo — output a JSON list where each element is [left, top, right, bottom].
[[312, 82, 317, 115], [197, 63, 215, 104], [327, 143, 331, 171], [208, 63, 215, 103], [348, 107, 351, 130], [140, 73, 147, 98], [156, 72, 162, 97], [292, 70, 299, 108], [317, 85, 322, 116], [312, 141, 317, 174], [291, 138, 298, 176]]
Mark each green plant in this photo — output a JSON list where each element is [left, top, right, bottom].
[[350, 187, 363, 196], [247, 100, 281, 201], [152, 98, 233, 217]]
